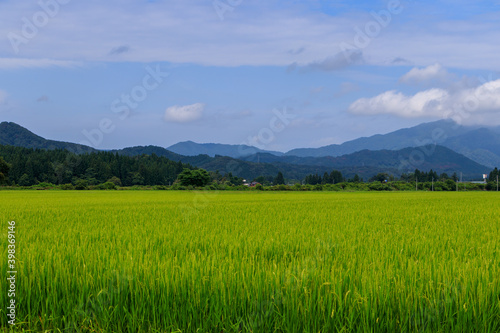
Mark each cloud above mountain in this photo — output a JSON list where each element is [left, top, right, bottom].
[[349, 74, 500, 125], [399, 63, 456, 85], [349, 88, 449, 118]]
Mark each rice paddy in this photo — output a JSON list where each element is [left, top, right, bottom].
[[1, 191, 499, 332]]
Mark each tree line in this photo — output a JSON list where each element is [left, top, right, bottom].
[[0, 145, 190, 187], [304, 170, 345, 185], [302, 168, 498, 186], [0, 144, 499, 190]]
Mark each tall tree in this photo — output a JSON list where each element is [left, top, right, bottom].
[[274, 171, 285, 185], [490, 167, 499, 181], [353, 174, 361, 183], [330, 170, 343, 184], [0, 156, 10, 185]]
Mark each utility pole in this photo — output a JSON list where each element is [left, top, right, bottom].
[[416, 178, 418, 191], [497, 175, 499, 192], [432, 177, 434, 192]]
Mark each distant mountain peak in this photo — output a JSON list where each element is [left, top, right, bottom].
[[0, 121, 96, 154]]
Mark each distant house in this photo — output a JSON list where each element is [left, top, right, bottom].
[[244, 181, 261, 187]]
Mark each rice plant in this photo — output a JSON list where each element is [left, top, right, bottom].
[[1, 191, 499, 332]]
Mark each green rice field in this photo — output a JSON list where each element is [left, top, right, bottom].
[[1, 191, 500, 332]]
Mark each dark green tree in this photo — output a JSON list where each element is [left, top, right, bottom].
[[490, 167, 499, 181], [177, 168, 211, 187], [304, 173, 321, 185], [18, 173, 34, 186], [274, 171, 285, 185], [330, 170, 344, 184], [0, 156, 10, 185], [322, 172, 331, 184], [427, 169, 438, 182], [352, 174, 361, 183], [369, 173, 389, 182], [226, 172, 243, 186], [254, 176, 266, 184], [439, 173, 449, 181], [414, 169, 422, 182]]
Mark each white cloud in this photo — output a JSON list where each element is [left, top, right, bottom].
[[349, 79, 500, 125], [164, 103, 205, 123], [0, 58, 82, 69], [349, 88, 449, 118], [0, 1, 498, 70], [459, 79, 500, 111], [399, 63, 455, 85]]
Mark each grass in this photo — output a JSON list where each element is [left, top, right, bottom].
[[1, 191, 499, 332]]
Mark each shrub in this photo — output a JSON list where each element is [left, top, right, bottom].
[[486, 181, 497, 191], [313, 184, 323, 191], [107, 176, 122, 187], [60, 184, 75, 190], [35, 182, 56, 189], [74, 179, 89, 190], [368, 182, 392, 191], [99, 182, 117, 190], [277, 184, 289, 191], [177, 169, 210, 187], [445, 180, 457, 191]]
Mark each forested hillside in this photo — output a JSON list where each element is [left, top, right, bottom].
[[0, 145, 190, 186]]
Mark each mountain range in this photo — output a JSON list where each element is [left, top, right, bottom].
[[285, 120, 500, 168], [167, 120, 500, 169], [0, 121, 495, 180], [167, 141, 284, 158]]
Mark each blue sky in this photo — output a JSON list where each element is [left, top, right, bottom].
[[1, 0, 500, 152]]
